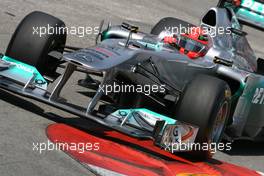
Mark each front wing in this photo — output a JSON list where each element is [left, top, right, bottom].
[[0, 54, 199, 152]]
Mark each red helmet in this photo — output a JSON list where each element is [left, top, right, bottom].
[[178, 27, 209, 59], [163, 27, 210, 59], [233, 0, 241, 6]]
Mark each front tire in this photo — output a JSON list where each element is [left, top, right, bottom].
[[6, 11, 67, 75], [175, 75, 231, 160]]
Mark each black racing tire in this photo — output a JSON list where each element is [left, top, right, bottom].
[[6, 11, 67, 75], [150, 17, 195, 35], [175, 75, 231, 160]]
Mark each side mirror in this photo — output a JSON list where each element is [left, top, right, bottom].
[[121, 23, 139, 33], [257, 58, 264, 75], [230, 28, 248, 36]]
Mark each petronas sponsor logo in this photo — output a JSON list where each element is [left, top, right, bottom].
[[11, 62, 34, 73]]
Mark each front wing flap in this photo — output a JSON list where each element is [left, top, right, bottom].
[[0, 56, 47, 90]]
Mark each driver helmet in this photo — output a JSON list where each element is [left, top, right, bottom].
[[163, 27, 210, 59], [178, 27, 210, 59]]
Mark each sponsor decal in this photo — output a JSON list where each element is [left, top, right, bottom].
[[160, 123, 201, 153], [2, 56, 35, 73], [74, 53, 94, 63], [10, 62, 34, 73], [242, 0, 264, 14], [252, 87, 264, 104], [95, 47, 114, 57], [2, 56, 47, 89]]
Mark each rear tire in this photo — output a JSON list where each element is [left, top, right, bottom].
[[6, 11, 67, 75], [151, 17, 195, 35], [175, 75, 231, 160]]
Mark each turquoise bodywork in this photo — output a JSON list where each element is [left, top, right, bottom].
[[112, 108, 176, 126], [225, 0, 264, 29], [0, 56, 47, 90]]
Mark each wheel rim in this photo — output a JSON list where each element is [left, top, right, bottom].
[[211, 101, 229, 143]]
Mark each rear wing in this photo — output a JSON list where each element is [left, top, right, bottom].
[[218, 0, 264, 31]]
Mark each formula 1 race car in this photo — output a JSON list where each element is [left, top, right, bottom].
[[1, 7, 264, 160], [217, 0, 264, 30]]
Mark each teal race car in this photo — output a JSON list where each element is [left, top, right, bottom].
[[218, 0, 264, 30]]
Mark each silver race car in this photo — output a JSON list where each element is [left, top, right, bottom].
[[0, 7, 264, 159]]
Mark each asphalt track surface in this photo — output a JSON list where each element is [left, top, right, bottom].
[[0, 0, 264, 175]]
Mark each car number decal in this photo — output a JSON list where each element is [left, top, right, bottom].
[[242, 0, 264, 14], [252, 87, 264, 104]]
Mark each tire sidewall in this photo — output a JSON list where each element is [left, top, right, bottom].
[[175, 75, 231, 159]]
